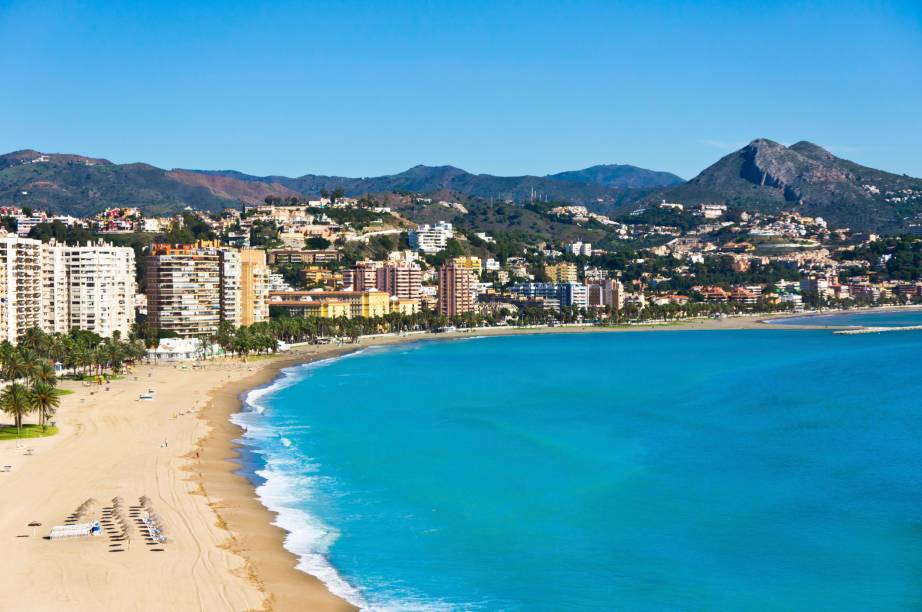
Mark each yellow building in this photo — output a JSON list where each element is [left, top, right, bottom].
[[316, 300, 351, 318], [240, 248, 269, 326], [392, 298, 420, 315], [268, 289, 392, 319], [453, 256, 483, 277], [545, 262, 578, 283], [360, 290, 391, 318], [302, 266, 343, 288]]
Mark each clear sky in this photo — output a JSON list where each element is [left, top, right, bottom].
[[1, 1, 920, 180]]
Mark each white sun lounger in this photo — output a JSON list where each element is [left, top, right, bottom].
[[49, 521, 101, 539]]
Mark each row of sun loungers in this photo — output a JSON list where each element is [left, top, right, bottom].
[[51, 498, 104, 539], [138, 496, 168, 544], [49, 522, 101, 539], [50, 496, 168, 552], [102, 497, 136, 551]]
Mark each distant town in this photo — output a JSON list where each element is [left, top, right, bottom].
[[0, 191, 920, 357]]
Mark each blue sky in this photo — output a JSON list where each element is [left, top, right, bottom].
[[1, 1, 920, 179]]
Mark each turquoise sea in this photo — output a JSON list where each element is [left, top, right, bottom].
[[776, 308, 922, 328], [233, 311, 922, 610]]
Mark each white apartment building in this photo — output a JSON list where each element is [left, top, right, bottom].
[[0, 235, 136, 343], [408, 221, 454, 253], [219, 249, 243, 326], [566, 241, 592, 257], [64, 244, 136, 338], [41, 244, 68, 333], [0, 236, 44, 343]]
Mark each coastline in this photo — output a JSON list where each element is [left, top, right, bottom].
[[193, 347, 360, 612], [194, 312, 807, 609], [2, 307, 915, 611]]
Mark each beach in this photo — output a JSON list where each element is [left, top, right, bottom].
[[0, 353, 356, 612], [0, 312, 861, 611]]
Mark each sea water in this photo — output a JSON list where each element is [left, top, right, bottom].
[[777, 307, 922, 328], [233, 321, 922, 610]]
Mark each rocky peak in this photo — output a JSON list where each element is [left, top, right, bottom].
[[739, 139, 850, 201]]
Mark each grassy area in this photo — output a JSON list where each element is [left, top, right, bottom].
[[56, 388, 74, 396], [0, 424, 59, 441], [62, 373, 125, 383]]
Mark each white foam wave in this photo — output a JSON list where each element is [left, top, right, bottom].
[[230, 351, 373, 608], [232, 348, 455, 611], [253, 461, 369, 607]]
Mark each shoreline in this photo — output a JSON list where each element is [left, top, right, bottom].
[[199, 305, 922, 608], [193, 347, 360, 611], [2, 306, 917, 611], [192, 311, 813, 609]]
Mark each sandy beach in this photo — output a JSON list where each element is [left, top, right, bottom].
[[0, 312, 856, 611], [0, 353, 356, 612]]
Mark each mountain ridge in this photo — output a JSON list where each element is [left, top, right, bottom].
[[547, 164, 683, 189], [175, 162, 680, 203], [638, 139, 922, 232], [2, 143, 921, 232]]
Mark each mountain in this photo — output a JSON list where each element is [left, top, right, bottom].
[[641, 139, 922, 232], [547, 164, 683, 189], [4, 144, 921, 233], [0, 150, 672, 216], [184, 165, 628, 204], [0, 150, 240, 216]]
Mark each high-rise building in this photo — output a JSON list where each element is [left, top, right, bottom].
[[353, 261, 422, 300], [64, 243, 135, 338], [438, 263, 475, 317], [377, 262, 421, 300], [350, 261, 423, 300], [240, 248, 269, 326], [558, 283, 589, 309], [41, 243, 68, 334], [0, 235, 135, 342], [147, 244, 222, 337], [351, 260, 381, 292], [148, 243, 270, 336], [588, 279, 624, 310], [219, 249, 242, 326], [0, 236, 43, 343], [545, 262, 579, 283]]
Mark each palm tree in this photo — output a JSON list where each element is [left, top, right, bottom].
[[1, 383, 33, 436], [20, 328, 48, 356], [29, 361, 56, 387], [74, 346, 93, 377], [0, 341, 16, 378], [3, 351, 29, 382], [30, 382, 61, 431]]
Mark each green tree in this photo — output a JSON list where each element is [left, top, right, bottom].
[[2, 350, 29, 382], [30, 382, 60, 431], [1, 383, 33, 435], [29, 361, 56, 387], [305, 236, 331, 250]]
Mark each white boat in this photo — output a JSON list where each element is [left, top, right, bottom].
[[139, 390, 155, 400]]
